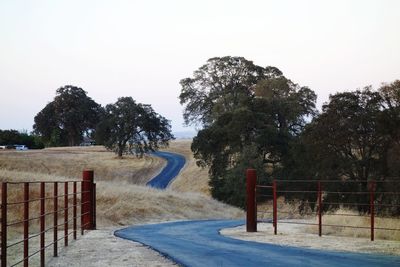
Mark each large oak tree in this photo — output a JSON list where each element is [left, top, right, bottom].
[[292, 85, 400, 214], [96, 97, 174, 157], [179, 56, 282, 127], [180, 56, 317, 207], [34, 85, 102, 146]]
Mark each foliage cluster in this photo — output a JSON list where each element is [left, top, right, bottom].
[[291, 83, 400, 215], [33, 86, 102, 147], [0, 130, 44, 149], [33, 86, 173, 157], [95, 97, 173, 157], [180, 56, 400, 214]]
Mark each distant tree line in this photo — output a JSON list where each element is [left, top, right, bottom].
[[180, 56, 400, 215], [0, 130, 44, 149], [33, 85, 173, 157]]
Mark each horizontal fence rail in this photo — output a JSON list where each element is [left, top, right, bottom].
[[0, 170, 96, 267], [246, 169, 400, 242]]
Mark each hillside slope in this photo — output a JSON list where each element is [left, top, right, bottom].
[[0, 143, 242, 228], [165, 140, 211, 195], [0, 146, 165, 184]]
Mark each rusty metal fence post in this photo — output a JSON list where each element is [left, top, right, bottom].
[[246, 169, 257, 232], [24, 183, 29, 267], [1, 182, 8, 267], [272, 180, 277, 235], [73, 182, 77, 239], [93, 183, 96, 230], [318, 181, 322, 237], [40, 182, 45, 267], [54, 182, 58, 257], [64, 182, 68, 247], [82, 170, 95, 230], [369, 180, 376, 241]]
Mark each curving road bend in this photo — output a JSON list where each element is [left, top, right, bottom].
[[125, 152, 400, 266], [146, 151, 186, 189], [115, 220, 400, 267]]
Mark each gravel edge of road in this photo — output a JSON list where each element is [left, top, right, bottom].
[[47, 228, 178, 267]]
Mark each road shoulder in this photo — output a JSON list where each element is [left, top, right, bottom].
[[220, 221, 400, 256], [47, 228, 177, 267]]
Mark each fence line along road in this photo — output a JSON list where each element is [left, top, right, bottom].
[[0, 170, 96, 267], [246, 169, 400, 241]]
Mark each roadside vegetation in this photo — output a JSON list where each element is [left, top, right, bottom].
[[320, 208, 400, 241], [179, 56, 400, 217]]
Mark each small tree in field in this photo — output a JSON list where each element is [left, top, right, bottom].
[[97, 97, 174, 157]]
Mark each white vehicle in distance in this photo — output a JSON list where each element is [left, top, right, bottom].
[[15, 145, 28, 151]]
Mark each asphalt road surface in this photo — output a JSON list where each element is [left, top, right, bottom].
[[115, 219, 400, 267], [146, 151, 186, 189]]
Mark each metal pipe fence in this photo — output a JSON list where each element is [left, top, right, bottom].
[[246, 169, 400, 241], [0, 170, 96, 266]]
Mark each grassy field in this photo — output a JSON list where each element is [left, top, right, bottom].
[[0, 143, 242, 229], [0, 146, 165, 184], [0, 167, 242, 266], [0, 143, 243, 266]]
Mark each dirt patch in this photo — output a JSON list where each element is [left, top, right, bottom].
[[220, 220, 400, 256], [47, 229, 177, 267]]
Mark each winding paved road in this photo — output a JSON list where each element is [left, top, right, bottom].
[[115, 220, 400, 267], [121, 152, 400, 266], [146, 151, 186, 189]]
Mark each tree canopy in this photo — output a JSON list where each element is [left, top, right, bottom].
[[33, 86, 173, 156], [0, 130, 44, 149], [180, 57, 400, 213], [181, 57, 317, 207], [96, 97, 174, 157], [286, 85, 400, 214], [179, 56, 283, 127], [301, 88, 387, 181], [33, 85, 102, 146]]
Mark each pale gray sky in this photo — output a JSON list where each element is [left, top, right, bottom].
[[1, 0, 399, 132]]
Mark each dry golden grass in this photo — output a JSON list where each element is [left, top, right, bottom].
[[0, 169, 243, 229], [0, 149, 242, 266], [165, 139, 211, 195], [311, 208, 400, 241], [257, 197, 311, 220], [0, 144, 241, 229], [0, 170, 79, 235], [258, 198, 400, 241], [0, 144, 239, 264], [0, 146, 164, 184], [97, 181, 243, 227]]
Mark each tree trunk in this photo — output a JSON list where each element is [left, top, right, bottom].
[[118, 144, 124, 158], [68, 137, 75, 147], [68, 132, 77, 147]]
